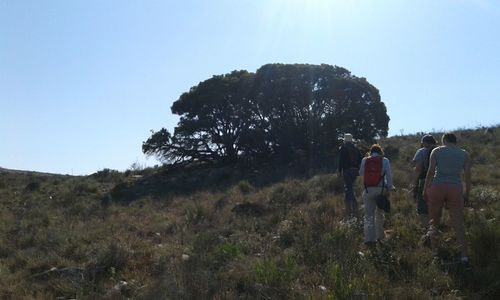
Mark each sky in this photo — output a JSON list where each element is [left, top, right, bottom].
[[1, 0, 499, 175]]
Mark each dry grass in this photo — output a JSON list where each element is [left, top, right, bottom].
[[1, 125, 500, 299]]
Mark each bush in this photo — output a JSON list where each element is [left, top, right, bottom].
[[215, 242, 241, 264], [471, 186, 500, 206], [74, 181, 98, 195], [24, 181, 41, 192], [327, 261, 386, 299], [91, 168, 122, 182], [306, 174, 343, 199], [237, 180, 252, 194], [252, 256, 299, 292], [89, 243, 130, 281], [269, 180, 310, 217]]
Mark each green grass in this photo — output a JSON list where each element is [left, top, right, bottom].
[[1, 125, 499, 298]]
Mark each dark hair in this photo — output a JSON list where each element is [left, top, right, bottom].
[[442, 133, 457, 144], [421, 134, 437, 145], [370, 144, 384, 156]]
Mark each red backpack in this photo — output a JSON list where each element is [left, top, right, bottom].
[[363, 156, 384, 187]]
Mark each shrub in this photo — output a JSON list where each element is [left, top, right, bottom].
[[469, 218, 500, 268], [327, 261, 386, 299], [24, 181, 41, 192], [384, 145, 400, 160], [471, 186, 500, 206], [237, 180, 252, 194], [252, 255, 299, 295], [231, 202, 266, 217], [215, 242, 241, 264], [74, 181, 98, 195], [306, 174, 343, 199], [184, 203, 207, 226], [89, 243, 130, 281], [91, 168, 122, 183], [269, 180, 310, 217]]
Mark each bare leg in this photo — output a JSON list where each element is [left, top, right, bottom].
[[448, 203, 467, 257]]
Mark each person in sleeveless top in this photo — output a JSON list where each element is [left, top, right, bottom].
[[423, 133, 472, 264]]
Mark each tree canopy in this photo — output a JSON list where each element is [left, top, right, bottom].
[[143, 63, 389, 165]]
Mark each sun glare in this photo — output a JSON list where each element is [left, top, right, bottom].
[[255, 0, 361, 56], [286, 0, 356, 15], [263, 0, 357, 29]]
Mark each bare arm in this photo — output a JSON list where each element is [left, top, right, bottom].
[[411, 149, 423, 187], [413, 162, 423, 186], [423, 148, 437, 198], [463, 151, 472, 199]]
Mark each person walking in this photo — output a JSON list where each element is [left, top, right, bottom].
[[423, 133, 471, 264], [359, 144, 394, 246], [412, 134, 437, 227], [338, 133, 363, 219]]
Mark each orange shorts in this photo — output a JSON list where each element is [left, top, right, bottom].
[[429, 184, 463, 210]]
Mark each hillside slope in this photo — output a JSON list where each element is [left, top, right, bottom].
[[0, 127, 499, 299]]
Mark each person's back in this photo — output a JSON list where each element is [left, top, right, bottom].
[[432, 146, 467, 185], [339, 142, 362, 171], [415, 135, 438, 178], [338, 133, 362, 219], [359, 144, 393, 246], [412, 134, 437, 227], [423, 133, 471, 265]]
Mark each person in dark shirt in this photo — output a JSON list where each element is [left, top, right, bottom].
[[411, 134, 437, 227], [338, 133, 363, 219]]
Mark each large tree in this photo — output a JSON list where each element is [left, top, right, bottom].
[[143, 64, 389, 165]]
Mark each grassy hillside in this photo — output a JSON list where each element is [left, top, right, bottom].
[[1, 126, 499, 299]]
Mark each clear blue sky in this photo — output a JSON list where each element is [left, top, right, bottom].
[[1, 0, 499, 175]]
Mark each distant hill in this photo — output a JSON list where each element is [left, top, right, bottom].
[[0, 166, 70, 177]]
